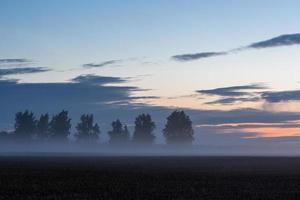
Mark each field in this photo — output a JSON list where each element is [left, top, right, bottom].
[[1, 156, 300, 199]]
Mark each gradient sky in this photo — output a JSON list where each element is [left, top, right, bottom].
[[1, 0, 300, 149]]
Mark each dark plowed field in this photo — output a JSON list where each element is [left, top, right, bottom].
[[0, 156, 300, 199]]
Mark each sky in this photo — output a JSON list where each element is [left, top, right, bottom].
[[1, 0, 300, 150]]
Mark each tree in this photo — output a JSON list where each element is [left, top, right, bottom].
[[14, 110, 37, 141], [163, 110, 194, 144], [49, 110, 71, 141], [76, 114, 100, 143], [108, 119, 129, 144], [132, 113, 155, 144], [37, 113, 50, 140]]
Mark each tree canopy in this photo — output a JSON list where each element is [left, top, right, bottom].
[[37, 113, 50, 140], [14, 110, 36, 141], [76, 114, 100, 143], [163, 110, 194, 144], [49, 110, 71, 141], [108, 119, 129, 144], [132, 113, 155, 144], [2, 110, 196, 146]]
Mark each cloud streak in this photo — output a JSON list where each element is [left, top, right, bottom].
[[0, 58, 31, 65], [172, 33, 300, 61], [72, 74, 127, 85], [197, 84, 300, 105], [82, 60, 121, 68], [0, 67, 50, 77], [196, 84, 267, 105], [172, 52, 227, 61], [205, 97, 261, 105], [262, 90, 300, 103], [248, 33, 300, 49], [197, 84, 267, 97]]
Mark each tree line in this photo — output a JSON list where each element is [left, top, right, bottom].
[[0, 110, 194, 145]]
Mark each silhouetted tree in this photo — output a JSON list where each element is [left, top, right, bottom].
[[108, 119, 129, 144], [76, 114, 100, 143], [49, 110, 71, 141], [36, 113, 50, 140], [163, 110, 194, 144], [132, 113, 155, 144], [14, 110, 37, 141]]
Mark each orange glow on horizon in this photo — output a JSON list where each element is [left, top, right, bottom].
[[238, 127, 300, 138], [197, 121, 300, 139]]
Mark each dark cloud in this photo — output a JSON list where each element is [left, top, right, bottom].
[[262, 90, 300, 103], [0, 75, 138, 126], [0, 74, 160, 120], [71, 74, 127, 85], [197, 84, 267, 97], [0, 67, 50, 77], [197, 84, 267, 105], [248, 33, 300, 49], [189, 108, 300, 125], [0, 58, 31, 64], [172, 33, 300, 61], [82, 60, 121, 68], [198, 84, 300, 105], [172, 52, 226, 61], [205, 97, 260, 105], [130, 96, 160, 100]]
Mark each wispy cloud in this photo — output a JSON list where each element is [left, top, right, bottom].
[[197, 84, 300, 105], [197, 84, 267, 105], [130, 96, 160, 100], [248, 33, 300, 49], [0, 67, 50, 77], [82, 60, 121, 68], [172, 52, 227, 61], [172, 33, 300, 61], [0, 58, 31, 64], [206, 97, 261, 105], [72, 74, 127, 85], [197, 84, 267, 97], [262, 90, 300, 103]]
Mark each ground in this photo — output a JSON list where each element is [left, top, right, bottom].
[[0, 156, 300, 199]]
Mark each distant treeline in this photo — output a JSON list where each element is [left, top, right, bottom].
[[0, 110, 194, 145]]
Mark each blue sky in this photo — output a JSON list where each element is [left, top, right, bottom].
[[2, 0, 300, 149], [2, 0, 300, 67]]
